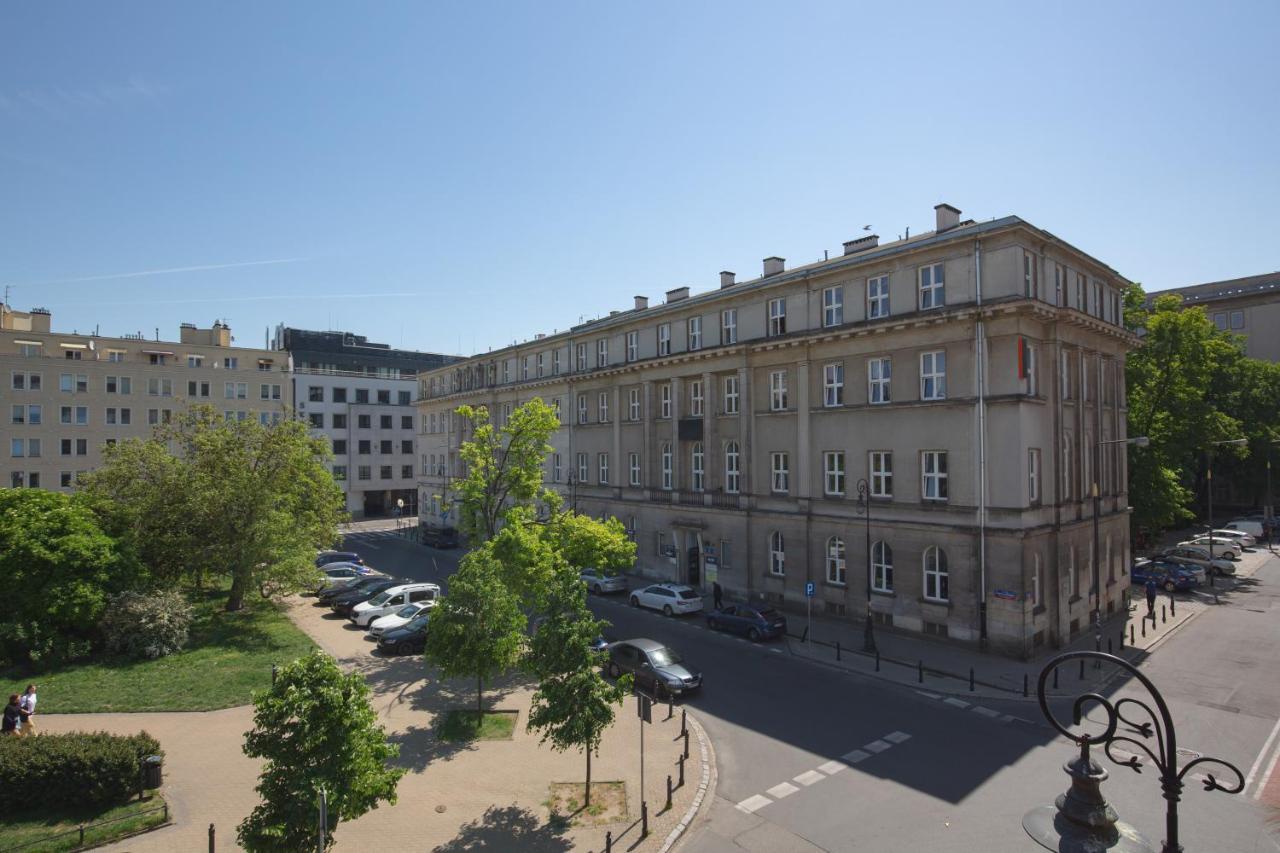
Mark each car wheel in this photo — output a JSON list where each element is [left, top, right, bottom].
[[748, 627, 761, 642], [1164, 581, 1176, 593], [395, 640, 411, 655], [663, 605, 674, 617], [593, 584, 602, 595], [608, 662, 622, 679], [630, 596, 640, 608]]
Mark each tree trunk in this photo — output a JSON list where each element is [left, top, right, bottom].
[[585, 748, 592, 807], [226, 568, 249, 612], [476, 673, 484, 715]]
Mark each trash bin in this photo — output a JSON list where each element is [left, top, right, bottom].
[[142, 755, 163, 789]]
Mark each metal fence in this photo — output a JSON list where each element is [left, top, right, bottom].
[[8, 801, 169, 851]]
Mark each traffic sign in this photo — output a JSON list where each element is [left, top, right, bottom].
[[805, 581, 815, 597]]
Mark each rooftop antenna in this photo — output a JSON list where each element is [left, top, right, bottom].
[[824, 250, 828, 260], [905, 226, 910, 239]]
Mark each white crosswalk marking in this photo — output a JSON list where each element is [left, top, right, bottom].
[[842, 748, 871, 763], [817, 760, 846, 775], [863, 739, 891, 753], [736, 794, 773, 814], [972, 706, 1000, 718], [943, 697, 970, 709], [884, 731, 912, 744], [766, 782, 800, 799], [794, 770, 826, 786]]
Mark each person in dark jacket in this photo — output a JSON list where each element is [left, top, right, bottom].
[[712, 581, 723, 610], [2, 695, 20, 735], [1145, 578, 1158, 620]]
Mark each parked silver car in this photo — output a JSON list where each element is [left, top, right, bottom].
[[580, 569, 627, 595]]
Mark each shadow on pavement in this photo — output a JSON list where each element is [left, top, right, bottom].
[[433, 803, 572, 853]]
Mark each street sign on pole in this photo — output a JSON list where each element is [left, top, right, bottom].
[[637, 694, 652, 723], [804, 582, 815, 597], [805, 582, 814, 643]]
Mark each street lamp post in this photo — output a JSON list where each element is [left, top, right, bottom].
[[1092, 436, 1149, 658], [854, 479, 876, 654], [1204, 438, 1248, 603], [566, 473, 579, 513], [1266, 439, 1279, 550], [1023, 651, 1244, 853]]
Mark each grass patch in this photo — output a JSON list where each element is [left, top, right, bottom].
[[0, 586, 316, 713], [546, 782, 627, 827], [436, 709, 517, 742], [0, 791, 168, 852]]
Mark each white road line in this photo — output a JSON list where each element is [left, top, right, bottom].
[[999, 714, 1015, 723], [766, 782, 800, 799], [863, 739, 892, 753], [1253, 734, 1280, 801], [944, 697, 970, 709], [1244, 714, 1280, 796], [884, 731, 912, 744], [915, 690, 942, 700], [842, 748, 871, 764], [736, 794, 772, 814], [794, 770, 826, 786], [817, 759, 847, 775], [973, 706, 1000, 718]]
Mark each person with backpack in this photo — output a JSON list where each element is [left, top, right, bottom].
[[2, 695, 20, 735]]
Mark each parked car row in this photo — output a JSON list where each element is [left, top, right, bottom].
[[309, 551, 438, 656], [1132, 559, 1203, 592]]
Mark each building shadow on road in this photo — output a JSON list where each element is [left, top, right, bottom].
[[433, 803, 571, 853]]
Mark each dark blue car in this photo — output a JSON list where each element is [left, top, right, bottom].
[[1131, 560, 1200, 592], [706, 605, 787, 641]]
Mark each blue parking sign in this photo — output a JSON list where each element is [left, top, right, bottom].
[[805, 581, 815, 597]]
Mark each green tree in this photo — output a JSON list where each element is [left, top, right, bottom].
[[81, 406, 345, 611], [525, 568, 629, 806], [0, 490, 141, 665], [424, 551, 527, 713], [238, 651, 402, 852], [453, 399, 560, 543]]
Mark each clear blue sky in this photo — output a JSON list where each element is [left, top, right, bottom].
[[3, 1, 1277, 356]]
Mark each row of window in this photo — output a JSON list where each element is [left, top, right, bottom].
[[330, 439, 414, 456], [307, 386, 413, 405], [762, 534, 950, 601], [307, 412, 415, 431], [12, 345, 259, 370], [332, 464, 414, 482], [9, 372, 284, 401]]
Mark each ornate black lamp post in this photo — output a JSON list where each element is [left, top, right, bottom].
[[1024, 651, 1243, 853], [854, 478, 876, 654]]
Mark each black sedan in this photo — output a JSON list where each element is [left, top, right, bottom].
[[706, 604, 787, 641], [328, 578, 402, 614], [377, 613, 430, 655]]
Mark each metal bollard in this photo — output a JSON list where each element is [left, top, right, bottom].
[[683, 729, 690, 760], [1170, 597, 1176, 617], [209, 823, 215, 852], [678, 754, 685, 787], [1078, 658, 1085, 680], [605, 830, 612, 853], [680, 709, 687, 737], [969, 667, 975, 692], [918, 660, 924, 683], [1023, 673, 1029, 697], [642, 800, 649, 837], [1141, 619, 1146, 638], [1162, 604, 1167, 624], [666, 775, 673, 811], [836, 639, 841, 661], [1130, 624, 1135, 644]]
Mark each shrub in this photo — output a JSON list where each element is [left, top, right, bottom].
[[0, 731, 162, 815], [100, 591, 194, 660]]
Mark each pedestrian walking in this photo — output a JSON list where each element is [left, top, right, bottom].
[[2, 695, 20, 736], [18, 684, 36, 737], [712, 581, 723, 610], [1145, 578, 1157, 621]]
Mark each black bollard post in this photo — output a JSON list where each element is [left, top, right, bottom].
[[642, 801, 649, 838], [836, 640, 841, 661], [680, 709, 687, 738], [1162, 604, 1167, 624], [1130, 624, 1135, 644], [1023, 673, 1029, 697], [209, 823, 215, 853], [1078, 657, 1085, 680], [666, 775, 672, 811], [1141, 618, 1146, 638], [969, 667, 975, 692], [1170, 597, 1176, 617], [683, 729, 690, 760], [679, 754, 685, 787], [605, 831, 612, 853], [918, 660, 924, 683]]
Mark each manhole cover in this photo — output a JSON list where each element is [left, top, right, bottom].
[[435, 805, 447, 814]]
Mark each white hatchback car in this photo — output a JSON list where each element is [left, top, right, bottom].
[[1210, 528, 1256, 548], [629, 583, 704, 617], [1178, 537, 1241, 559], [367, 601, 435, 637], [351, 583, 441, 627]]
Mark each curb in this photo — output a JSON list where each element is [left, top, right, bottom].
[[658, 710, 715, 853]]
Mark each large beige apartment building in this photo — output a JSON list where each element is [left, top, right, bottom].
[[2, 307, 291, 490], [417, 205, 1137, 657], [1147, 270, 1280, 362]]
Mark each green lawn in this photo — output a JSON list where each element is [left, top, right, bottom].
[[1, 588, 316, 713], [0, 792, 168, 852], [437, 709, 518, 742]]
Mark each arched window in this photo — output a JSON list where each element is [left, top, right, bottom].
[[872, 541, 893, 592], [826, 536, 846, 585], [691, 442, 705, 492], [660, 443, 672, 490], [923, 546, 949, 602], [724, 441, 740, 494], [769, 531, 785, 576]]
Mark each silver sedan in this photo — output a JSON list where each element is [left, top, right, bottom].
[[580, 569, 627, 595]]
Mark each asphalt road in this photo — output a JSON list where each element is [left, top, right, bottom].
[[343, 529, 1280, 852]]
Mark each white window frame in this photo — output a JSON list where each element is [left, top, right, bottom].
[[1029, 448, 1042, 504], [658, 324, 671, 356], [1023, 341, 1037, 395], [919, 263, 945, 310], [1023, 251, 1038, 299], [536, 352, 545, 377], [920, 350, 946, 401], [598, 452, 609, 485], [577, 394, 588, 425], [823, 451, 846, 496], [869, 451, 892, 497], [922, 450, 948, 501], [822, 285, 843, 327], [553, 453, 562, 483], [576, 343, 588, 372], [767, 297, 786, 336], [923, 546, 949, 602], [576, 452, 589, 483], [629, 452, 641, 486], [872, 541, 893, 592], [660, 383, 672, 418], [867, 275, 889, 319], [1062, 436, 1073, 501], [597, 338, 608, 368], [688, 316, 702, 351], [721, 309, 737, 345], [769, 370, 788, 411], [598, 391, 609, 423], [724, 441, 740, 494], [770, 451, 789, 494], [628, 387, 640, 421], [826, 536, 847, 585], [626, 331, 638, 362], [723, 375, 740, 414], [691, 442, 705, 491], [868, 357, 891, 404], [661, 443, 673, 490], [689, 380, 704, 417], [823, 363, 844, 407], [769, 531, 785, 576], [552, 349, 561, 375]]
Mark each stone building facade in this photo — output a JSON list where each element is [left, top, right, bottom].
[[416, 205, 1137, 657]]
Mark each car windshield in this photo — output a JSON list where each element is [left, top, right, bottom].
[[367, 592, 392, 606], [404, 613, 430, 629], [649, 647, 683, 666], [677, 589, 699, 600], [395, 604, 420, 617]]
